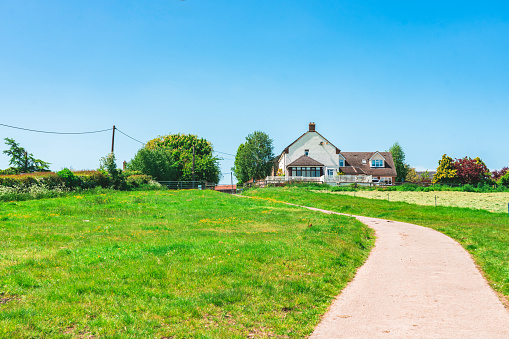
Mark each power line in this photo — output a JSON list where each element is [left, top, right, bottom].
[[115, 128, 145, 145], [214, 150, 236, 157], [0, 123, 111, 135]]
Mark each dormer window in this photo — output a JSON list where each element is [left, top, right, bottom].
[[371, 159, 384, 167], [339, 160, 345, 167], [304, 149, 309, 156], [362, 159, 367, 165]]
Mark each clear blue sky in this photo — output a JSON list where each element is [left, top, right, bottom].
[[1, 1, 508, 183]]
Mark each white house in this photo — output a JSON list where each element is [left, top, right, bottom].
[[271, 123, 397, 185]]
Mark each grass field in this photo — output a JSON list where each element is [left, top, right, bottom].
[[323, 190, 509, 213], [0, 189, 373, 338], [243, 186, 509, 301]]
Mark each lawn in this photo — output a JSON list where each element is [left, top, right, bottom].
[[324, 190, 509, 213], [0, 189, 373, 338], [243, 186, 509, 301]]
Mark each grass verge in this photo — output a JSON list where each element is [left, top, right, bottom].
[[243, 186, 509, 301], [0, 189, 373, 338]]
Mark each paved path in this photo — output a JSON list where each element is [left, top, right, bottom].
[[298, 205, 509, 338]]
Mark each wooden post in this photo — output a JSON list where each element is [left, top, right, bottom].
[[111, 125, 116, 153], [192, 145, 195, 188]]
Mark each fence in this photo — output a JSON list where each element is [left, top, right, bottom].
[[158, 181, 211, 190]]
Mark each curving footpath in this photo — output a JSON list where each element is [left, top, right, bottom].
[[298, 205, 509, 338]]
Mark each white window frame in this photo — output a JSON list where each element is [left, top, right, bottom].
[[338, 160, 345, 167], [371, 159, 384, 167], [327, 169, 334, 177]]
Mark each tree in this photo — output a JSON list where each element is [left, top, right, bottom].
[[420, 170, 431, 182], [454, 157, 491, 185], [389, 142, 408, 182], [127, 148, 179, 181], [405, 167, 419, 182], [498, 171, 509, 187], [145, 134, 221, 184], [233, 131, 274, 184], [492, 167, 509, 181], [99, 152, 126, 189], [2, 138, 50, 173], [433, 154, 458, 184]]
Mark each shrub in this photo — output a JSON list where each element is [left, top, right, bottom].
[[0, 172, 64, 189], [498, 172, 509, 187], [0, 167, 19, 175], [462, 184, 475, 192], [75, 171, 111, 189], [126, 174, 153, 188], [57, 168, 82, 188]]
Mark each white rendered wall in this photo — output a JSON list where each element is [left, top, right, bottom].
[[285, 132, 340, 174]]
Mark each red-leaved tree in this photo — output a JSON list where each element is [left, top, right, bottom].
[[453, 157, 491, 185], [492, 167, 508, 181]]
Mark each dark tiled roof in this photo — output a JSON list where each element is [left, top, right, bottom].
[[340, 152, 397, 177], [287, 155, 324, 167]]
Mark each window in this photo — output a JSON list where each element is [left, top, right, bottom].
[[371, 159, 384, 167], [290, 167, 321, 177], [380, 177, 393, 185], [327, 169, 334, 177], [338, 160, 345, 167], [304, 149, 309, 156]]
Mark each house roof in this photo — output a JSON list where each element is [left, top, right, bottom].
[[340, 152, 397, 177], [282, 130, 340, 155], [287, 155, 324, 167], [215, 185, 237, 191]]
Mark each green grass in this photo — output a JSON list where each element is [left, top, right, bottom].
[[243, 186, 509, 300], [0, 189, 373, 338]]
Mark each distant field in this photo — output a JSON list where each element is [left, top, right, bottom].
[[0, 189, 373, 338], [324, 190, 509, 213]]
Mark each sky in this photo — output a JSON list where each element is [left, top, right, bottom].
[[0, 1, 508, 183]]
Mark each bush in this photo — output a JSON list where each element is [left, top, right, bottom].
[[75, 171, 111, 189], [0, 172, 64, 189], [57, 168, 82, 188], [498, 172, 509, 187], [126, 174, 153, 188], [0, 167, 19, 175]]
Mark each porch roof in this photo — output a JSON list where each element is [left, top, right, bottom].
[[287, 155, 324, 167]]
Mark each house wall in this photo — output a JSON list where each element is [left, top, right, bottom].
[[284, 132, 341, 175]]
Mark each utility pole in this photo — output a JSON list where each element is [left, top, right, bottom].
[[231, 172, 234, 194], [111, 125, 116, 153], [192, 144, 195, 188]]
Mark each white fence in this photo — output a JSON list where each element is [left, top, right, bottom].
[[264, 175, 372, 185]]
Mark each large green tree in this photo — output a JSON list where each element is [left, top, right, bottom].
[[126, 148, 179, 181], [389, 141, 408, 182], [2, 138, 50, 173], [233, 131, 274, 184], [144, 134, 221, 184]]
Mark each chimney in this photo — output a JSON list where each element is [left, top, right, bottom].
[[309, 122, 315, 132]]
